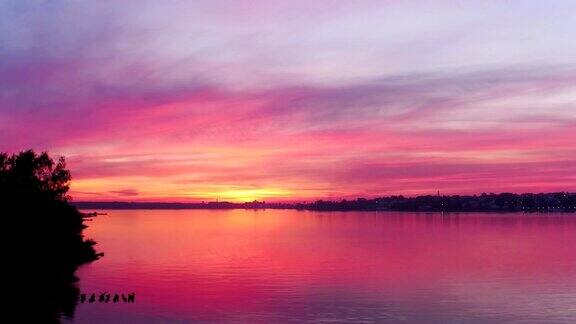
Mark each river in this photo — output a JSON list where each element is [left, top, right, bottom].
[[68, 210, 576, 323]]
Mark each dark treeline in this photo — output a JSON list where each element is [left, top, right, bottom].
[[76, 192, 576, 212], [2, 150, 102, 323], [300, 192, 576, 212]]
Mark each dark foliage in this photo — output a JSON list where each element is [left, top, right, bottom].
[[1, 150, 102, 323]]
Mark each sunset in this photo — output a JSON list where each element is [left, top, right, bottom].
[[3, 1, 576, 202], [3, 1, 576, 323]]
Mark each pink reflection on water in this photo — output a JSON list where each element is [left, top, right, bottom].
[[72, 210, 576, 323]]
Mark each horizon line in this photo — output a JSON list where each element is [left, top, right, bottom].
[[72, 191, 576, 205]]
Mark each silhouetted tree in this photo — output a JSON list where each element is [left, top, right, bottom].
[[0, 150, 72, 201], [2, 150, 102, 323]]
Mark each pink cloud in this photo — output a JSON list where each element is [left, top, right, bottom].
[[2, 4, 576, 202]]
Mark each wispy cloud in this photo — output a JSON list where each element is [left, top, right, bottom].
[[2, 1, 576, 200]]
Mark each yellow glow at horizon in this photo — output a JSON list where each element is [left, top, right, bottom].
[[211, 188, 292, 202], [71, 177, 295, 202]]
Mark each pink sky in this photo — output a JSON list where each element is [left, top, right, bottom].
[[1, 1, 576, 202]]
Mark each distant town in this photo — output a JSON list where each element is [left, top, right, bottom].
[[74, 192, 576, 212]]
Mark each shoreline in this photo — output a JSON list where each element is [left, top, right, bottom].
[[73, 192, 576, 213]]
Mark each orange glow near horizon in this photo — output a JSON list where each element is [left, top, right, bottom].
[[71, 177, 300, 202]]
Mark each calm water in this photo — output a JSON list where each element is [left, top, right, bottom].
[[69, 210, 576, 323]]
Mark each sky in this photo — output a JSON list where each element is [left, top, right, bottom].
[[1, 0, 576, 202]]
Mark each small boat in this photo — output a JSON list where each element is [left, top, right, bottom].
[[82, 212, 108, 218]]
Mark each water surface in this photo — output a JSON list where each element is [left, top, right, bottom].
[[70, 210, 576, 323]]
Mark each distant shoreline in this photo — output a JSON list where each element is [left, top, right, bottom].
[[73, 192, 576, 213]]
